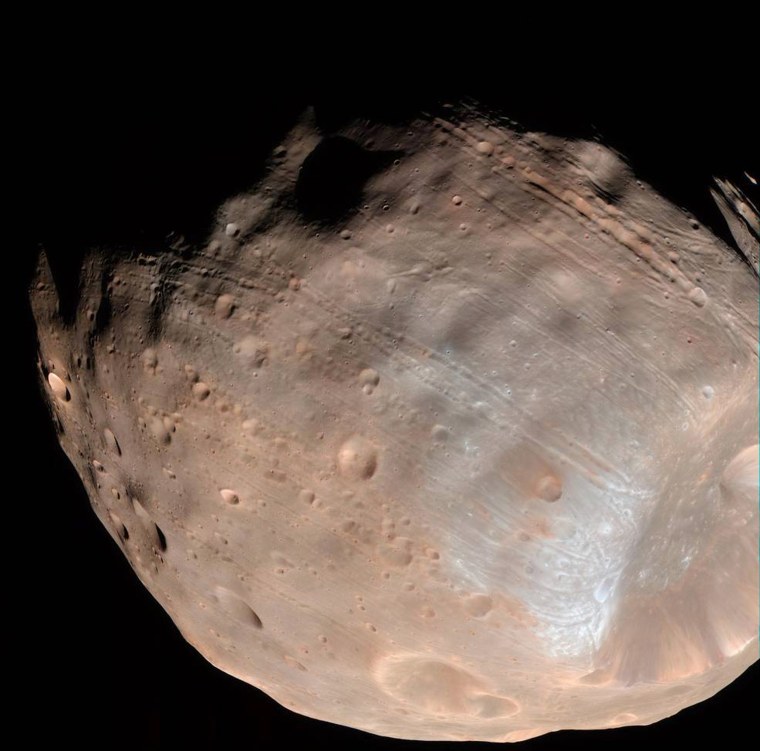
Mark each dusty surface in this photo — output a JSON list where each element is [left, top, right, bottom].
[[30, 110, 758, 742]]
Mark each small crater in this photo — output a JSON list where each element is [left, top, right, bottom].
[[214, 294, 236, 319], [104, 428, 121, 456], [150, 416, 171, 444], [337, 436, 378, 480], [220, 488, 240, 505], [233, 336, 269, 368], [47, 372, 70, 401], [358, 368, 380, 395], [109, 512, 129, 542], [298, 489, 316, 505], [430, 424, 450, 443], [131, 499, 167, 555], [154, 524, 167, 552], [593, 574, 618, 603], [688, 287, 708, 307], [215, 586, 263, 628], [535, 475, 562, 502], [612, 713, 638, 724], [463, 594, 493, 618], [193, 382, 211, 401], [242, 418, 261, 435], [470, 694, 519, 719]]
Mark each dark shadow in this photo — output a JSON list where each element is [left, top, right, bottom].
[[296, 135, 402, 223]]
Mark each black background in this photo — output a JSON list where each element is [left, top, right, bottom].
[[19, 90, 757, 748]]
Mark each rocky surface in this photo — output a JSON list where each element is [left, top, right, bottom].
[[30, 110, 758, 742]]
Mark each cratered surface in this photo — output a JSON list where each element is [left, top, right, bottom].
[[30, 110, 758, 742]]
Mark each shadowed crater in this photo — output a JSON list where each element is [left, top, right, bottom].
[[296, 136, 401, 223]]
